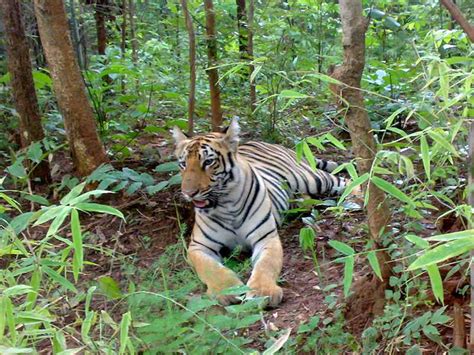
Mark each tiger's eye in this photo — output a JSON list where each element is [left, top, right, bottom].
[[203, 158, 214, 167]]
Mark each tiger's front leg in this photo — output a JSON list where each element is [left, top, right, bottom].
[[246, 234, 283, 307], [188, 245, 243, 306]]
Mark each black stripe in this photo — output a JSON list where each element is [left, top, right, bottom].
[[191, 239, 220, 256], [245, 210, 272, 239], [252, 228, 277, 248], [196, 222, 226, 247]]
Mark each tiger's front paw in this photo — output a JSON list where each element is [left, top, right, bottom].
[[206, 279, 244, 306], [207, 289, 241, 306], [246, 281, 283, 307]]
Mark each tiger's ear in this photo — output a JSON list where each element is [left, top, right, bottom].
[[172, 126, 188, 146], [222, 117, 240, 152]]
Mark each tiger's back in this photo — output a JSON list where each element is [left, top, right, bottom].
[[238, 141, 345, 225]]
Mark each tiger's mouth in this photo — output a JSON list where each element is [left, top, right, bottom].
[[192, 199, 209, 208]]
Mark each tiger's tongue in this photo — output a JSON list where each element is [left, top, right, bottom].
[[193, 200, 207, 208]]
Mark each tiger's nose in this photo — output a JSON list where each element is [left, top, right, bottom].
[[182, 188, 199, 198]]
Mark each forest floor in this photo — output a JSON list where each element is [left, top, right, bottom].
[[36, 130, 470, 352]]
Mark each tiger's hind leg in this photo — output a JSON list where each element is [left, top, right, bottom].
[[188, 247, 244, 306], [246, 234, 283, 307]]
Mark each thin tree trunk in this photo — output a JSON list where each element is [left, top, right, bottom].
[[204, 0, 223, 131], [68, 0, 85, 69], [180, 0, 196, 136], [467, 106, 474, 353], [329, 0, 392, 329], [440, 0, 474, 42], [78, 2, 88, 69], [120, 0, 127, 92], [129, 0, 138, 63], [31, 16, 46, 68], [95, 0, 108, 55], [236, 0, 247, 59], [34, 0, 108, 176], [1, 0, 51, 184], [247, 0, 256, 111]]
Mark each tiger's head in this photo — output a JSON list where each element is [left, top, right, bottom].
[[172, 119, 240, 209]]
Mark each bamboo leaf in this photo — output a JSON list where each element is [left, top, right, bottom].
[[426, 229, 474, 242], [46, 207, 72, 237], [328, 240, 354, 256], [343, 255, 355, 297], [338, 173, 369, 205], [420, 135, 430, 180], [408, 237, 474, 270], [119, 312, 132, 355], [426, 264, 444, 304], [324, 133, 346, 150], [367, 251, 383, 280], [75, 202, 125, 219], [302, 141, 316, 171], [71, 209, 83, 282], [371, 176, 414, 205], [405, 234, 430, 249]]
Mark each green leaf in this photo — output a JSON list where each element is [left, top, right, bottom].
[[371, 176, 414, 206], [154, 161, 179, 172], [46, 207, 72, 237], [279, 89, 308, 99], [338, 172, 369, 205], [367, 251, 383, 280], [3, 285, 33, 297], [42, 265, 77, 293], [167, 174, 182, 186], [27, 142, 43, 163], [420, 136, 430, 180], [328, 240, 354, 256], [324, 133, 346, 150], [75, 203, 125, 219], [408, 237, 474, 270], [98, 276, 122, 299], [426, 229, 474, 242], [299, 227, 315, 252], [71, 209, 83, 282], [343, 255, 355, 297], [60, 182, 86, 205], [428, 131, 459, 157], [302, 141, 316, 171], [368, 8, 385, 20], [6, 159, 27, 179], [405, 234, 430, 249], [119, 312, 132, 355], [22, 194, 50, 206], [67, 190, 113, 205], [146, 181, 169, 195], [426, 265, 444, 304], [306, 137, 325, 151]]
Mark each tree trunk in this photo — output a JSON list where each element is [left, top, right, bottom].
[[129, 0, 138, 63], [95, 0, 108, 55], [34, 0, 108, 176], [204, 0, 223, 131], [247, 0, 256, 111], [440, 0, 474, 42], [1, 0, 51, 184], [180, 0, 196, 136], [236, 0, 247, 59], [329, 0, 392, 332]]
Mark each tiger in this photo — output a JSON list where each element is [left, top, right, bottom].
[[172, 118, 348, 307]]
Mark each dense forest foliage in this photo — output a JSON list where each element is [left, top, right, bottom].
[[0, 0, 473, 353]]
